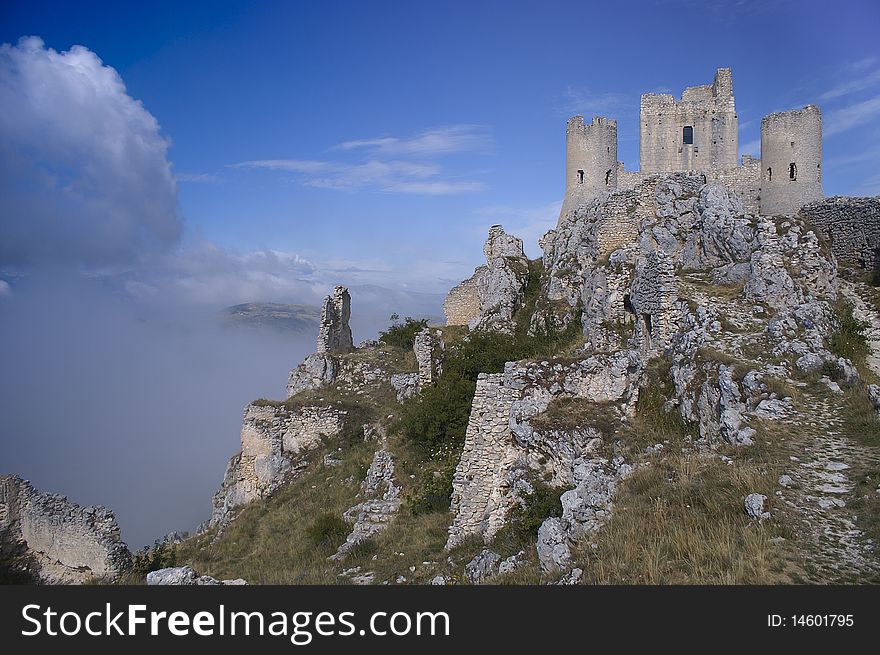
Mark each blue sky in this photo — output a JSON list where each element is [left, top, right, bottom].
[[2, 0, 879, 300]]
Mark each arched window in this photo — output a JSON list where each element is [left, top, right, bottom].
[[682, 126, 694, 144], [577, 170, 584, 184], [767, 167, 772, 182], [789, 163, 797, 180]]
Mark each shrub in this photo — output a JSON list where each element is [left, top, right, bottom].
[[827, 300, 869, 368], [379, 316, 428, 349], [306, 512, 350, 549]]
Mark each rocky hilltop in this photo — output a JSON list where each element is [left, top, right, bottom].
[[4, 176, 879, 585]]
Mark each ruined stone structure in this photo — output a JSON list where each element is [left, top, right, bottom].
[[211, 403, 344, 526], [446, 352, 643, 549], [443, 225, 529, 330], [414, 327, 444, 388], [640, 68, 738, 174], [559, 116, 618, 217], [800, 196, 880, 274], [0, 475, 131, 583], [760, 105, 823, 216], [316, 286, 353, 354], [560, 68, 823, 219]]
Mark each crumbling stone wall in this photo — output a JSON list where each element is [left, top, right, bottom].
[[316, 286, 353, 354], [211, 403, 344, 526], [443, 225, 529, 333], [708, 155, 761, 215], [446, 352, 644, 549], [0, 475, 131, 583], [640, 68, 738, 174], [414, 327, 443, 388], [629, 250, 679, 354], [443, 272, 482, 326], [800, 196, 880, 274]]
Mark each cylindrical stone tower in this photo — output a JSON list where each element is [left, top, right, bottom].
[[760, 105, 823, 216], [559, 115, 618, 217]]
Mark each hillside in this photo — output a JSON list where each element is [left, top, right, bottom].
[[221, 302, 321, 333], [135, 177, 880, 585]]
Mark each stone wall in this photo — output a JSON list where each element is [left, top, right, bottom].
[[800, 196, 880, 274], [443, 270, 482, 326], [316, 286, 353, 354], [446, 352, 644, 549], [414, 327, 444, 388], [760, 105, 823, 216], [640, 68, 738, 174], [708, 155, 761, 215], [211, 403, 344, 526], [0, 475, 132, 583]]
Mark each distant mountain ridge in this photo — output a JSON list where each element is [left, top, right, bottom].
[[222, 302, 320, 333]]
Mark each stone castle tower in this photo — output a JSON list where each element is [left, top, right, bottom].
[[639, 67, 738, 174], [760, 104, 823, 216], [559, 115, 618, 216], [558, 68, 823, 219]]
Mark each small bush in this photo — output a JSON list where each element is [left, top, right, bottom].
[[306, 513, 350, 549], [827, 300, 869, 368], [379, 316, 429, 349], [409, 459, 457, 515]]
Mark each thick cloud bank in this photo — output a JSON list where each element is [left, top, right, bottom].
[[0, 37, 181, 267]]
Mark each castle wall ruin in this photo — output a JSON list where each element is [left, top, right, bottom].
[[761, 105, 823, 216], [800, 196, 880, 274]]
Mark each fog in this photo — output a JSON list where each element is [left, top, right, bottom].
[[0, 274, 315, 549]]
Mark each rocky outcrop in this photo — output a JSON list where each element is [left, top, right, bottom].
[[146, 566, 246, 585], [331, 448, 401, 560], [0, 475, 131, 584], [390, 373, 419, 402], [443, 225, 529, 333], [286, 285, 354, 397], [287, 353, 339, 397], [211, 403, 344, 527]]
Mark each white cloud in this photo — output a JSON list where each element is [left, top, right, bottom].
[[0, 280, 11, 297], [825, 95, 880, 136], [233, 155, 483, 195], [332, 125, 492, 157], [0, 36, 182, 268]]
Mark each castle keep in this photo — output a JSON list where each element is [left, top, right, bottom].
[[562, 68, 822, 218]]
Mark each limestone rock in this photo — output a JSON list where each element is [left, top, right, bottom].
[[287, 353, 339, 397], [536, 517, 571, 574], [211, 403, 344, 527], [331, 449, 401, 560], [464, 549, 501, 584], [390, 373, 419, 402], [146, 566, 246, 586], [744, 493, 770, 520]]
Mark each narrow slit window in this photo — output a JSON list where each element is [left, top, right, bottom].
[[577, 169, 584, 184], [682, 125, 694, 144], [767, 167, 772, 182], [789, 163, 797, 180], [817, 163, 821, 182], [605, 169, 611, 186]]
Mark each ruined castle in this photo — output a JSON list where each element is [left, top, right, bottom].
[[561, 68, 823, 219]]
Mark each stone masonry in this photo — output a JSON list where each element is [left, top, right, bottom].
[[800, 196, 880, 274], [0, 475, 132, 583], [211, 402, 344, 527], [316, 286, 353, 354], [414, 327, 444, 388]]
